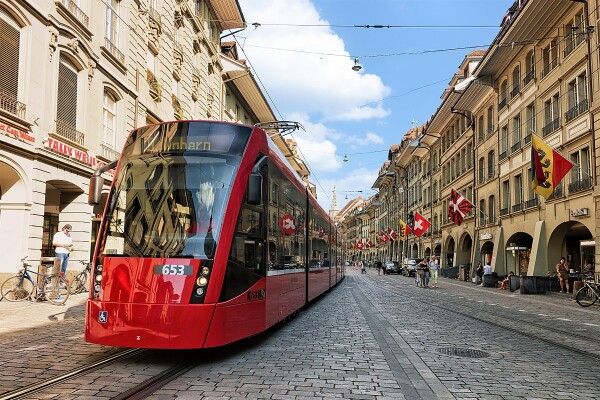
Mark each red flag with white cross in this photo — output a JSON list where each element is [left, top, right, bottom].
[[412, 212, 431, 237]]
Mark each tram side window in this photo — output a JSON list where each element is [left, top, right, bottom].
[[309, 207, 329, 268], [220, 181, 266, 302], [267, 161, 307, 274]]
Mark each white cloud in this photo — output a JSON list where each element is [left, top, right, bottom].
[[316, 168, 379, 212], [237, 0, 391, 123]]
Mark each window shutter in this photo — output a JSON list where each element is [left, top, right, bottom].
[[57, 56, 78, 128], [0, 10, 20, 106]]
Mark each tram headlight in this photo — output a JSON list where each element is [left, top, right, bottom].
[[201, 266, 210, 276], [94, 284, 101, 292], [96, 265, 103, 272], [195, 287, 205, 296], [95, 274, 102, 283], [196, 276, 208, 286]]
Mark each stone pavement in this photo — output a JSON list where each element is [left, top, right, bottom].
[[1, 270, 599, 399]]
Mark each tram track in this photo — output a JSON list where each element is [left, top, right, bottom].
[[355, 274, 600, 361], [0, 348, 145, 400]]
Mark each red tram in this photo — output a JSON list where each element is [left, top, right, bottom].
[[85, 121, 345, 349]]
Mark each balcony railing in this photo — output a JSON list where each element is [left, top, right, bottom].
[[547, 184, 564, 200], [500, 207, 509, 216], [525, 198, 539, 208], [59, 0, 89, 28], [510, 83, 521, 99], [542, 117, 560, 136], [55, 119, 84, 146], [524, 132, 532, 144], [0, 89, 26, 118], [499, 150, 507, 160], [511, 141, 521, 153], [523, 70, 535, 87], [104, 37, 125, 63], [512, 202, 523, 213], [100, 142, 120, 160], [565, 98, 589, 122], [487, 170, 495, 179], [498, 97, 507, 111], [568, 176, 593, 194], [541, 59, 558, 79], [564, 34, 585, 58]]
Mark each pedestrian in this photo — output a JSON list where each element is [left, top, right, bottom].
[[429, 256, 439, 288], [376, 260, 382, 275], [480, 261, 493, 286], [556, 256, 570, 293], [415, 259, 425, 286], [498, 271, 515, 290], [422, 258, 430, 288], [476, 262, 484, 284], [53, 224, 73, 276]]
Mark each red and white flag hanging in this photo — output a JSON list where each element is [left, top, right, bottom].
[[448, 188, 474, 226], [387, 227, 398, 241], [412, 212, 431, 237]]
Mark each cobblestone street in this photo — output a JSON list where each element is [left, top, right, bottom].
[[1, 269, 600, 399]]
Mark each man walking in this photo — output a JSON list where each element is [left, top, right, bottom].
[[429, 256, 439, 288]]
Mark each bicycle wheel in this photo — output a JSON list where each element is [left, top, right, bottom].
[[575, 285, 598, 307], [1, 276, 34, 301], [69, 272, 88, 294], [43, 275, 70, 305]]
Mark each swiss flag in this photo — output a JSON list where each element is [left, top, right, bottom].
[[366, 238, 374, 248], [380, 230, 390, 242], [387, 227, 398, 241], [356, 240, 364, 250], [412, 212, 431, 237]]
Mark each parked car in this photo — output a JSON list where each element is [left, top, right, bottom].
[[384, 261, 401, 274], [402, 258, 420, 276]]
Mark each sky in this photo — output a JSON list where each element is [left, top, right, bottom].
[[235, 0, 514, 213]]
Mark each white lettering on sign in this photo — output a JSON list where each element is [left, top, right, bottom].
[[570, 208, 589, 217], [480, 233, 493, 240]]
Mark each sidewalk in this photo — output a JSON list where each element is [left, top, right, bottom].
[[0, 292, 88, 336]]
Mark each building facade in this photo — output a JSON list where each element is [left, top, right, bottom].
[[348, 0, 600, 280], [0, 0, 310, 279]]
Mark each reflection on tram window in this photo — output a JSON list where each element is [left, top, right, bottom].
[[100, 155, 238, 258]]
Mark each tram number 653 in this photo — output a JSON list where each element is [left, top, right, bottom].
[[154, 264, 192, 276]]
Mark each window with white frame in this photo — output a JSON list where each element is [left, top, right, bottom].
[[106, 0, 119, 47], [511, 114, 521, 151], [500, 126, 508, 158], [564, 9, 585, 57], [514, 174, 523, 210], [543, 93, 560, 135], [524, 50, 535, 86], [542, 39, 558, 78], [501, 180, 510, 214], [566, 72, 588, 122], [102, 91, 117, 149], [525, 103, 535, 140], [526, 168, 536, 201], [488, 195, 496, 223], [569, 147, 591, 186]]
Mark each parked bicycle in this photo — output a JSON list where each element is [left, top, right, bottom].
[[575, 276, 599, 307], [0, 256, 70, 305], [68, 260, 91, 295]]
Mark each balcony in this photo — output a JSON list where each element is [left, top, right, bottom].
[[487, 170, 495, 179], [541, 59, 558, 79], [547, 184, 564, 200], [487, 125, 494, 136], [525, 198, 539, 208], [0, 89, 27, 119], [500, 207, 509, 216], [511, 141, 521, 153], [563, 34, 585, 58], [568, 176, 593, 194], [498, 98, 507, 112], [59, 0, 89, 28], [565, 99, 589, 122], [55, 119, 84, 146], [512, 202, 523, 213], [523, 70, 535, 87], [104, 37, 125, 64], [510, 83, 521, 99], [100, 142, 120, 161], [499, 150, 507, 160], [542, 118, 560, 136]]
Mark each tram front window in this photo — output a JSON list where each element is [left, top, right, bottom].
[[99, 154, 238, 259]]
